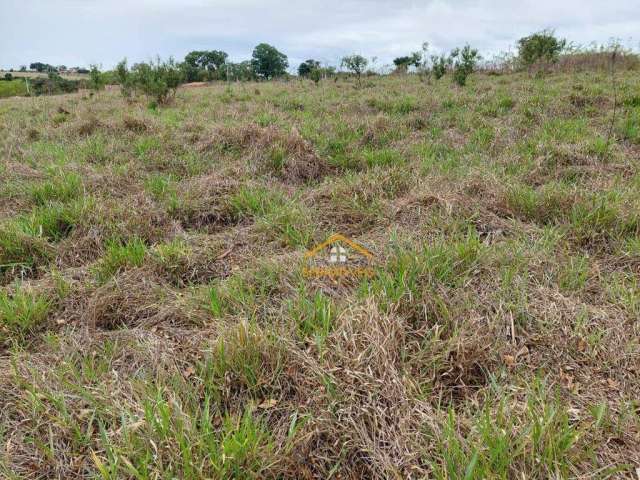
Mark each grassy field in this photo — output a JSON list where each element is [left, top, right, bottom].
[[0, 71, 90, 80], [0, 79, 28, 98], [0, 71, 639, 478], [0, 72, 90, 99]]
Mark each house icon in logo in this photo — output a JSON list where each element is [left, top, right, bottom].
[[303, 234, 374, 279]]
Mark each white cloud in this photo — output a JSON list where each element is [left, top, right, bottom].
[[0, 0, 637, 69]]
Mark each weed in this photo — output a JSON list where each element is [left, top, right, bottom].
[[0, 287, 51, 342], [29, 171, 82, 205], [17, 198, 91, 241], [430, 381, 589, 478], [0, 222, 51, 276], [363, 148, 405, 168], [288, 288, 335, 344], [93, 238, 147, 282]]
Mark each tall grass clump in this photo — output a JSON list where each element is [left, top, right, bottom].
[[0, 287, 51, 342]]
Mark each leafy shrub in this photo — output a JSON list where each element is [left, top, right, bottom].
[[116, 57, 184, 105], [431, 55, 451, 80], [393, 52, 422, 72], [133, 58, 183, 104], [88, 64, 106, 92], [518, 30, 567, 69], [298, 59, 321, 78], [226, 61, 256, 82], [308, 66, 335, 85], [451, 45, 480, 86], [341, 54, 369, 86], [30, 73, 81, 96], [115, 59, 134, 99], [3, 73, 12, 81]]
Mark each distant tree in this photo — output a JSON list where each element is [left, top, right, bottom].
[[431, 54, 451, 80], [133, 57, 184, 104], [341, 54, 368, 86], [183, 50, 228, 81], [251, 43, 289, 79], [312, 67, 336, 84], [451, 45, 480, 86], [115, 57, 184, 105], [517, 30, 567, 69], [19, 66, 27, 72], [77, 68, 90, 74], [226, 61, 256, 81], [393, 52, 422, 72], [115, 59, 134, 99], [298, 59, 321, 77], [417, 42, 431, 80], [30, 62, 56, 73], [88, 64, 106, 91], [308, 68, 322, 84]]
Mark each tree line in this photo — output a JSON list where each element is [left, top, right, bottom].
[[13, 31, 634, 103]]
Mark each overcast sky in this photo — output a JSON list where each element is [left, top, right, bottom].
[[1, 0, 638, 71]]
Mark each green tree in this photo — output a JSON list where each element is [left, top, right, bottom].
[[183, 50, 228, 81], [115, 59, 134, 99], [298, 59, 321, 77], [517, 30, 567, 69], [116, 57, 184, 105], [431, 54, 451, 80], [451, 45, 480, 86], [88, 64, 106, 92], [226, 61, 256, 82], [29, 62, 56, 73], [251, 43, 289, 80], [393, 52, 422, 72], [341, 54, 368, 86]]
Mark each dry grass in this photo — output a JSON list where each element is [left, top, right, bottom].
[[1, 70, 640, 478]]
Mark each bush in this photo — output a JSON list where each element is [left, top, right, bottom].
[[451, 45, 480, 86], [341, 54, 369, 86], [132, 58, 183, 104], [298, 59, 321, 78], [518, 30, 567, 69], [3, 73, 13, 81], [306, 66, 334, 85], [226, 61, 256, 82], [30, 73, 81, 96], [88, 64, 106, 92], [115, 59, 134, 99], [431, 55, 451, 80], [393, 52, 422, 73], [116, 57, 184, 105]]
